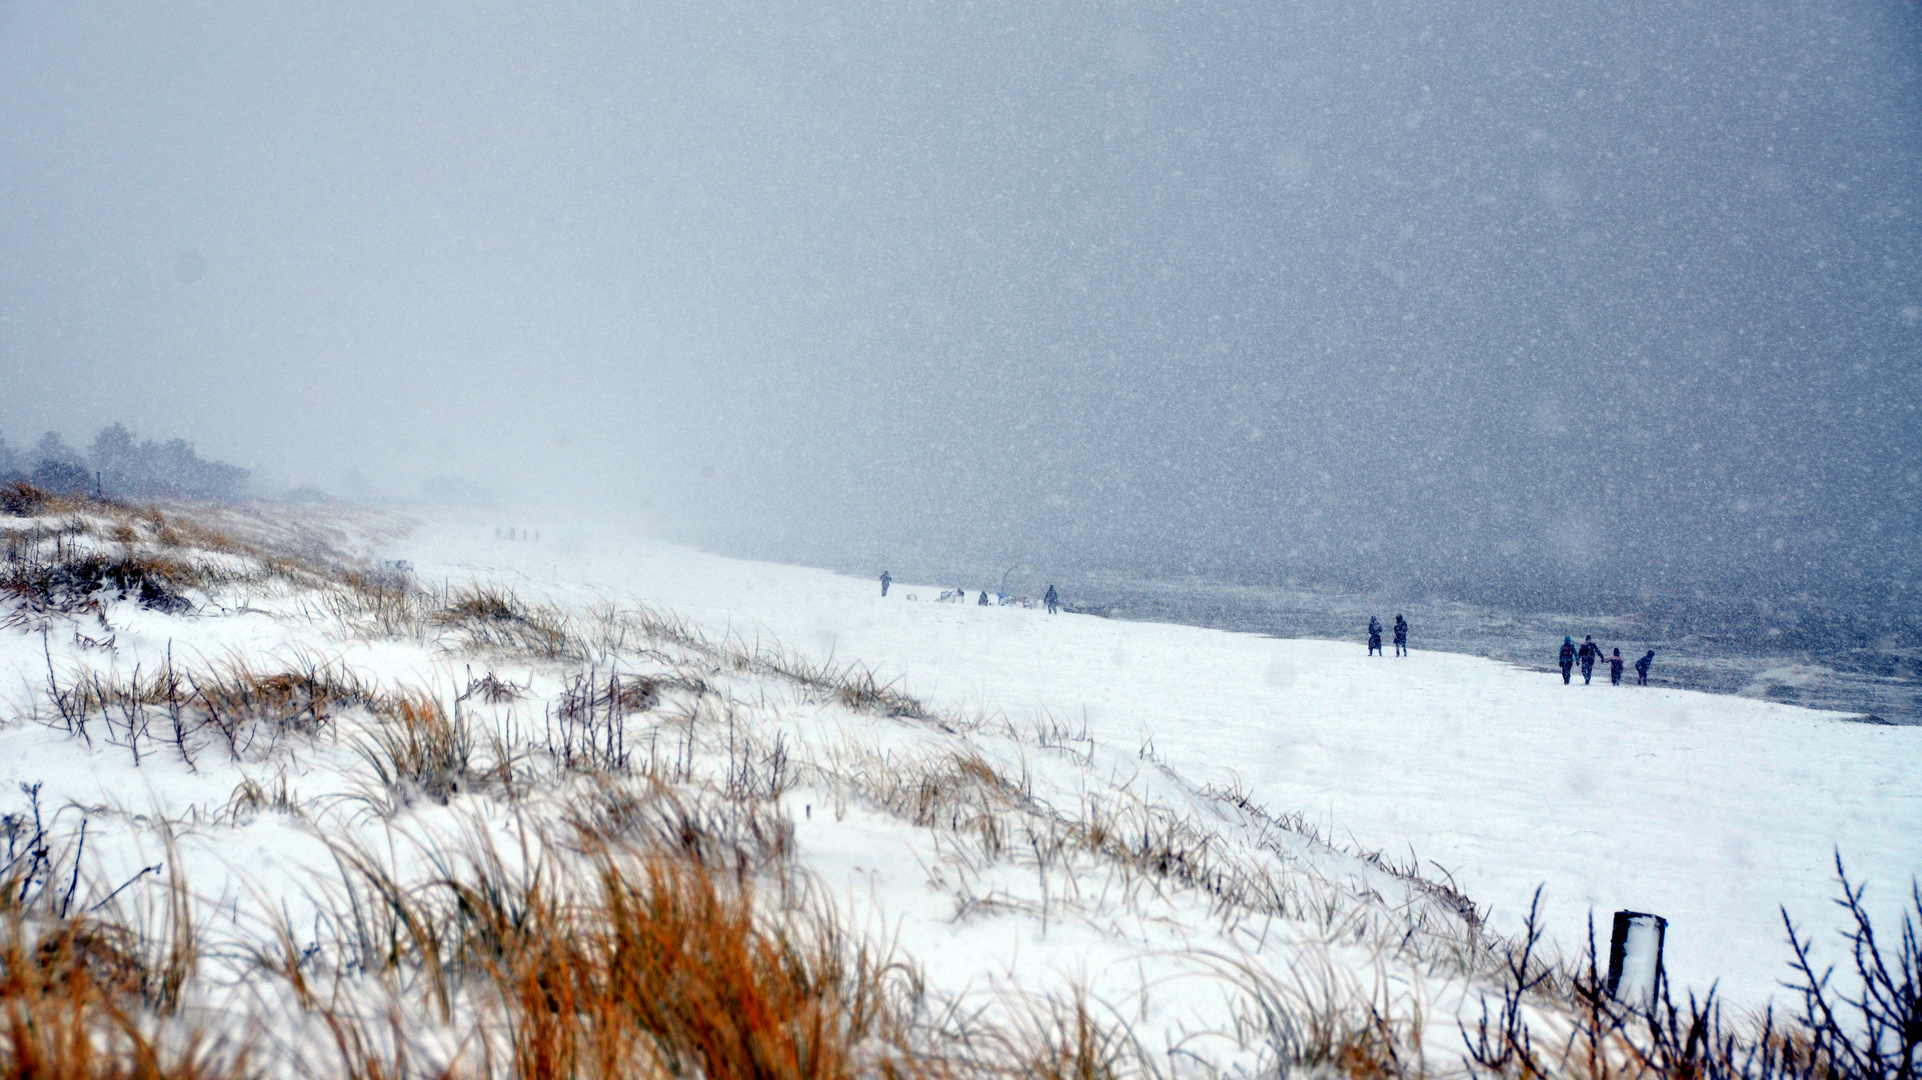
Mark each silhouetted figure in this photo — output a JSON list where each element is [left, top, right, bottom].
[[1044, 584, 1059, 614], [1608, 648, 1625, 686], [1635, 650, 1656, 686], [1367, 616, 1383, 656], [978, 590, 989, 606], [1559, 637, 1576, 684], [1577, 635, 1602, 685], [1392, 614, 1408, 657], [880, 570, 892, 597]]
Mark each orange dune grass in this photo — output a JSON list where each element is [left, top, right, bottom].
[[0, 913, 242, 1080], [476, 852, 902, 1080], [268, 816, 931, 1080]]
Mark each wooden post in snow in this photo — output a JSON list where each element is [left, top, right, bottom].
[[1606, 910, 1667, 1012]]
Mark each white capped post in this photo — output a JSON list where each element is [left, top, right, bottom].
[[1606, 911, 1667, 1013]]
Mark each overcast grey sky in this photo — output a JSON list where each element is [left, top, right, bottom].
[[2, 1, 1918, 601]]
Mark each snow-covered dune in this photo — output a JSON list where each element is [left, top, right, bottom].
[[2, 499, 1914, 1076], [405, 508, 1921, 1011]]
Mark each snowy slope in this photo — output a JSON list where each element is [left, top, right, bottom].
[[401, 508, 1921, 1012], [1, 500, 1497, 1076], [0, 499, 1914, 1077]]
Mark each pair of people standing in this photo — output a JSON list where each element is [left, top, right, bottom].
[[1605, 648, 1661, 686], [1560, 637, 1610, 685], [1366, 615, 1409, 656]]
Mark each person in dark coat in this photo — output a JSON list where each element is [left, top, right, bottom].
[[1608, 648, 1625, 686], [978, 590, 990, 606], [1635, 650, 1656, 685], [1044, 584, 1059, 614], [880, 570, 892, 597], [1367, 616, 1384, 656], [1392, 614, 1409, 657], [1577, 635, 1602, 684], [1559, 637, 1576, 684]]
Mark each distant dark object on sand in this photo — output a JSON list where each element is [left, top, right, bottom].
[[1060, 603, 1112, 618]]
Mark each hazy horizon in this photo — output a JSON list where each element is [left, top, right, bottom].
[[4, 1, 1918, 605]]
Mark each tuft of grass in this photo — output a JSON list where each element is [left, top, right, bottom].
[[0, 481, 58, 518], [0, 914, 148, 1079], [355, 694, 476, 807], [2, 550, 196, 617], [482, 848, 893, 1080], [188, 653, 381, 747], [467, 671, 523, 704], [545, 669, 675, 774], [563, 776, 795, 876], [0, 841, 239, 1080], [996, 992, 1146, 1080], [764, 649, 929, 720], [223, 772, 302, 822], [53, 651, 383, 764], [431, 585, 581, 660], [583, 603, 937, 721], [437, 585, 520, 625], [269, 819, 925, 1080]]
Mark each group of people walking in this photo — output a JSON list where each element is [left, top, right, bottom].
[[1558, 635, 1656, 686], [1363, 614, 1659, 687]]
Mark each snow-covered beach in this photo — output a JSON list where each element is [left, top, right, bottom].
[[1, 498, 1915, 1076], [396, 509, 1921, 1010]]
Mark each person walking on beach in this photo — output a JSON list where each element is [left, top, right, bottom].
[[1577, 635, 1603, 684], [880, 570, 892, 597], [1608, 648, 1625, 686], [1559, 637, 1577, 684], [1392, 614, 1409, 657], [1635, 649, 1656, 685], [1044, 584, 1059, 615], [1367, 616, 1384, 657]]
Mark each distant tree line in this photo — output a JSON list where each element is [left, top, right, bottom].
[[0, 423, 250, 502]]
